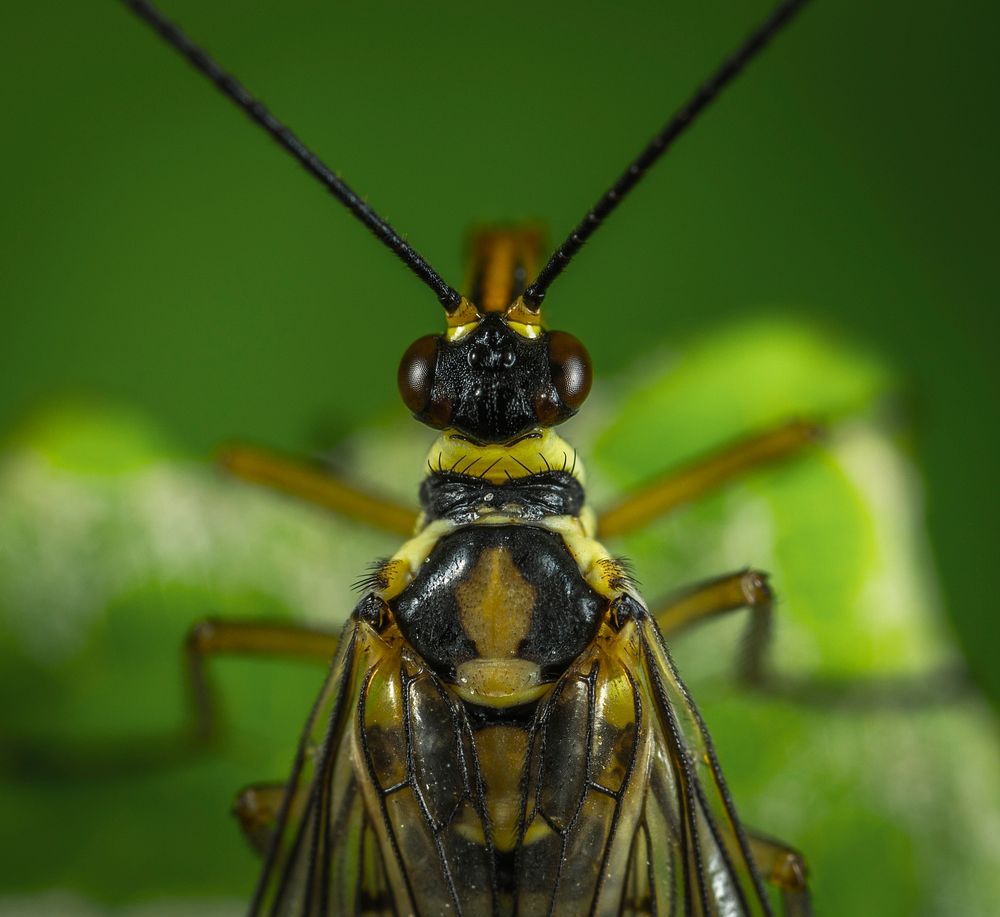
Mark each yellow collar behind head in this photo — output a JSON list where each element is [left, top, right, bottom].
[[424, 428, 584, 485]]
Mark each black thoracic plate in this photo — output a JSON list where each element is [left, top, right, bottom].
[[426, 314, 570, 442], [420, 470, 584, 525], [390, 525, 606, 683]]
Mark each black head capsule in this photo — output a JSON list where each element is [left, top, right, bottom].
[[398, 304, 592, 443]]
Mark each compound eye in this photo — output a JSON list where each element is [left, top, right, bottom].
[[547, 330, 592, 411], [398, 335, 439, 413]]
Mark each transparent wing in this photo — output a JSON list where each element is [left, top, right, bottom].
[[252, 618, 500, 915], [356, 640, 499, 914], [510, 614, 775, 917], [248, 611, 775, 916], [632, 611, 774, 916], [512, 630, 649, 916], [249, 620, 388, 916]]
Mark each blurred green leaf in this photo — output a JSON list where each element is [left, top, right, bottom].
[[0, 405, 399, 907], [587, 319, 999, 916]]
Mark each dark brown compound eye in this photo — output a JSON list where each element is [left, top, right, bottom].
[[533, 388, 561, 425], [423, 394, 454, 429], [547, 330, 592, 411], [398, 335, 439, 414]]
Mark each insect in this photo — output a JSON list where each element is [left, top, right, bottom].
[[125, 0, 818, 913]]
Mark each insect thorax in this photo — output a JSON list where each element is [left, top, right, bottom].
[[350, 429, 648, 907], [362, 425, 630, 693], [393, 523, 605, 705]]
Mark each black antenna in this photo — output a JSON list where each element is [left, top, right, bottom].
[[523, 0, 814, 308], [122, 0, 462, 311]]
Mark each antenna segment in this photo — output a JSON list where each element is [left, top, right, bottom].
[[523, 0, 814, 307], [122, 0, 463, 310]]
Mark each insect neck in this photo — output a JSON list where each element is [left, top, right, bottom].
[[424, 428, 583, 484], [418, 428, 594, 534]]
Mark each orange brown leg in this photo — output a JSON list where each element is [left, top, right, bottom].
[[219, 443, 419, 536], [233, 781, 289, 856], [652, 568, 774, 684], [0, 621, 336, 779], [186, 618, 339, 743], [654, 571, 972, 710], [597, 420, 821, 540], [747, 830, 812, 917]]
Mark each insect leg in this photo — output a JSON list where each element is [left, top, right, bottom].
[[651, 568, 773, 684], [657, 577, 974, 710], [746, 830, 812, 917], [220, 443, 419, 536], [186, 618, 339, 743], [233, 781, 289, 856], [597, 420, 821, 539]]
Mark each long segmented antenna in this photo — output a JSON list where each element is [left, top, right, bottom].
[[523, 0, 814, 308], [122, 0, 463, 311]]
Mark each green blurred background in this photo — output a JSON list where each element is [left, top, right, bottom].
[[1, 0, 998, 913]]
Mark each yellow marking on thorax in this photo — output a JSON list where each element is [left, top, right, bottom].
[[455, 547, 535, 658], [381, 511, 615, 626], [378, 518, 456, 600], [538, 515, 637, 602], [452, 546, 548, 706], [425, 428, 585, 486]]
